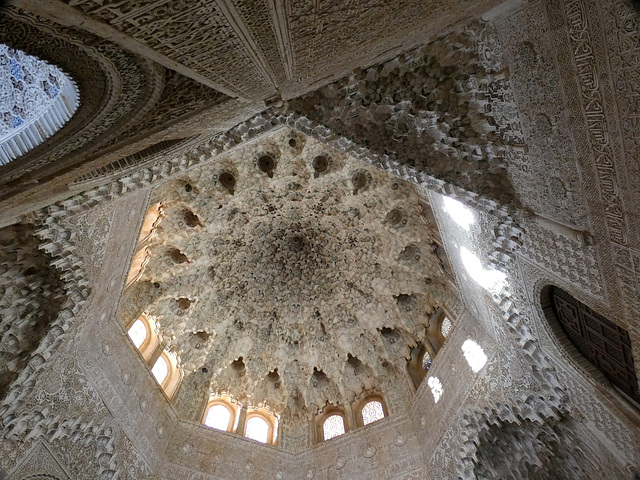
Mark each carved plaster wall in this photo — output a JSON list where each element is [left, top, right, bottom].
[[2, 0, 640, 479]]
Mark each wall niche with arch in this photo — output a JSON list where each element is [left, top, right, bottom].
[[541, 285, 640, 409]]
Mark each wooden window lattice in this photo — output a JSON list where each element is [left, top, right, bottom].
[[550, 286, 640, 403]]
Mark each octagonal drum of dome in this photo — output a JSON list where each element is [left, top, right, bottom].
[[118, 127, 459, 449]]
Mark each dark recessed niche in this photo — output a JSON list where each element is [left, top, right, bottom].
[[312, 155, 328, 177], [351, 171, 369, 194], [170, 248, 189, 264], [24, 266, 37, 276], [312, 368, 327, 381], [267, 369, 281, 388], [289, 138, 297, 147], [346, 354, 364, 374], [184, 183, 193, 192], [395, 294, 414, 312], [380, 326, 399, 344], [258, 155, 276, 178], [219, 172, 236, 194], [231, 357, 245, 371], [398, 244, 420, 262], [289, 235, 304, 252], [184, 210, 203, 227], [201, 367, 209, 374], [193, 330, 210, 341], [385, 208, 406, 227], [178, 297, 192, 310]]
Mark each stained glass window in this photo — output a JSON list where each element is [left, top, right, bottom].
[[127, 319, 146, 348], [441, 317, 452, 338], [151, 356, 168, 385], [428, 376, 443, 403], [204, 404, 232, 432], [323, 414, 345, 441], [246, 416, 269, 443], [462, 339, 488, 373], [361, 400, 384, 425], [421, 351, 432, 371]]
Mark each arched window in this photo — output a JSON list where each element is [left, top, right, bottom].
[[244, 406, 279, 445], [428, 308, 454, 352], [353, 394, 388, 428], [127, 319, 146, 348], [245, 416, 269, 443], [0, 44, 79, 164], [545, 286, 640, 404], [361, 400, 385, 425], [202, 394, 240, 433], [407, 309, 455, 388], [125, 313, 160, 361], [150, 351, 182, 399], [204, 404, 233, 432], [151, 356, 168, 385], [323, 414, 345, 441]]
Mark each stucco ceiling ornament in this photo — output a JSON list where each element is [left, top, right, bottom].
[[119, 128, 458, 428]]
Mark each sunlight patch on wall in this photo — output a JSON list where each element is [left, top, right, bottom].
[[462, 339, 488, 373], [428, 376, 443, 403], [443, 196, 474, 231], [460, 247, 506, 293]]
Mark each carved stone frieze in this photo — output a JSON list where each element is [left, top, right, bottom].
[[496, 1, 588, 226], [61, 0, 274, 98], [8, 441, 70, 480], [0, 6, 163, 185]]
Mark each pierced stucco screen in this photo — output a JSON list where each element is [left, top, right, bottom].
[[362, 401, 384, 425], [323, 415, 345, 441], [0, 44, 79, 164], [422, 351, 432, 371], [441, 317, 452, 338]]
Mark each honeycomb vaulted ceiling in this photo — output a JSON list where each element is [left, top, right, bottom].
[[119, 128, 457, 424]]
